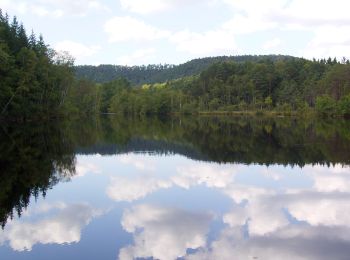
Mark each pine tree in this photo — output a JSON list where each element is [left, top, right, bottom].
[[28, 30, 37, 49]]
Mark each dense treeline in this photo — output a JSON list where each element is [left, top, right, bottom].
[[75, 55, 294, 84], [0, 10, 75, 120], [2, 10, 350, 118], [101, 58, 350, 117]]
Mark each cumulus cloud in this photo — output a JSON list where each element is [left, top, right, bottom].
[[0, 203, 103, 251], [104, 15, 239, 56], [0, 0, 109, 18], [104, 16, 170, 43], [119, 0, 171, 14], [119, 204, 212, 260], [170, 29, 238, 56], [263, 37, 282, 50], [221, 0, 350, 58], [301, 26, 350, 59], [119, 0, 204, 14], [117, 48, 157, 65], [281, 0, 350, 26], [54, 41, 101, 59]]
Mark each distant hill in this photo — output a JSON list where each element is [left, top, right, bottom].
[[75, 55, 295, 85]]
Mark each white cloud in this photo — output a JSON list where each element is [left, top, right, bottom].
[[0, 0, 109, 17], [282, 0, 350, 26], [104, 16, 170, 43], [119, 0, 204, 14], [170, 29, 238, 55], [0, 203, 103, 251], [54, 41, 101, 59], [104, 14, 240, 56], [222, 14, 276, 35], [263, 37, 282, 50], [117, 48, 157, 65], [301, 26, 350, 59], [221, 0, 350, 59], [120, 0, 171, 14], [119, 204, 212, 260]]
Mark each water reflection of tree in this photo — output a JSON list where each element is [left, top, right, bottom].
[[0, 122, 76, 228], [1, 115, 350, 228], [78, 115, 350, 166], [69, 115, 350, 166]]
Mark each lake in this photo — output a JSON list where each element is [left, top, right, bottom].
[[1, 116, 350, 260]]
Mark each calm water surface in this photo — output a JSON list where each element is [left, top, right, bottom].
[[1, 116, 350, 260]]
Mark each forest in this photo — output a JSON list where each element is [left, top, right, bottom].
[[0, 10, 77, 120], [99, 58, 350, 117], [75, 55, 294, 84], [1, 11, 350, 120]]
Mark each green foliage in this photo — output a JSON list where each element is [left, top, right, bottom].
[[208, 98, 221, 111], [315, 95, 337, 116], [100, 78, 130, 113], [75, 55, 295, 85], [0, 10, 75, 120], [339, 94, 350, 116], [264, 96, 273, 109], [89, 57, 350, 117]]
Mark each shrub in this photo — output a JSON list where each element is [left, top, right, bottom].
[[315, 95, 337, 116]]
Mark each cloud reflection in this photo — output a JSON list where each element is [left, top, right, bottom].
[[187, 225, 350, 260], [119, 204, 212, 260], [107, 176, 172, 202], [106, 154, 350, 259], [0, 203, 103, 251]]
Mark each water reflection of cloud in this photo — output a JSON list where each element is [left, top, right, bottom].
[[107, 161, 237, 202], [118, 154, 156, 171], [173, 164, 236, 189], [107, 176, 172, 202], [187, 225, 350, 260], [224, 189, 350, 234], [75, 161, 101, 178], [303, 164, 350, 192], [105, 156, 350, 259], [119, 204, 212, 260], [0, 203, 103, 251]]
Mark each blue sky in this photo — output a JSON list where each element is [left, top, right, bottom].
[[1, 0, 350, 65]]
